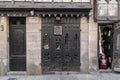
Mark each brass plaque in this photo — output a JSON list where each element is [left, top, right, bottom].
[[54, 26, 62, 35]]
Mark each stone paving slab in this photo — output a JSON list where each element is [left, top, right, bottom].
[[0, 73, 120, 80]]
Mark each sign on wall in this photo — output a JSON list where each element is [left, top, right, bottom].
[[28, 17, 39, 23], [54, 26, 62, 35]]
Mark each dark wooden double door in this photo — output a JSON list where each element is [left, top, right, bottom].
[[42, 17, 80, 72], [9, 17, 26, 71]]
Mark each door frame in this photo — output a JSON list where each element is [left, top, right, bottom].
[[8, 17, 26, 71]]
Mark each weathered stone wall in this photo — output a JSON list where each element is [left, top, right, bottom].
[[80, 16, 89, 73], [80, 14, 98, 73], [80, 0, 98, 72], [88, 0, 98, 72], [26, 17, 42, 75], [0, 13, 98, 75], [0, 16, 8, 76], [88, 10, 98, 72]]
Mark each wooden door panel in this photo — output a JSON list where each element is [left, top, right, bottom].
[[9, 17, 26, 71]]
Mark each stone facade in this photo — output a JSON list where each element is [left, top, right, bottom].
[[80, 16, 89, 73], [0, 17, 8, 76], [80, 10, 98, 73], [26, 17, 42, 75], [88, 11, 98, 72], [0, 15, 98, 75], [0, 1, 100, 76]]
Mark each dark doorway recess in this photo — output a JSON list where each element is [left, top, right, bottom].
[[98, 24, 113, 70]]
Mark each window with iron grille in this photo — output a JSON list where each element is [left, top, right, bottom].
[[97, 0, 118, 17], [0, 0, 91, 2]]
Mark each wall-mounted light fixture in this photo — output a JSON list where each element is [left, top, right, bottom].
[[30, 10, 34, 16]]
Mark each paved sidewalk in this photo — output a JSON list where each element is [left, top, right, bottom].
[[0, 73, 120, 80]]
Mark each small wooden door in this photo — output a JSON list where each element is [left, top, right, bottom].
[[113, 23, 120, 71], [9, 17, 26, 71]]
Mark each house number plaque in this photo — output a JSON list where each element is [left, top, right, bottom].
[[54, 26, 62, 35]]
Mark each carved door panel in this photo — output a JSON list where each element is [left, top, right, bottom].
[[42, 17, 80, 73], [51, 35, 63, 71], [113, 23, 120, 71], [62, 25, 80, 71], [9, 17, 26, 71], [41, 24, 54, 72]]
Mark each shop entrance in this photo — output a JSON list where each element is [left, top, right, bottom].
[[98, 24, 113, 70], [9, 17, 26, 71], [41, 16, 80, 73]]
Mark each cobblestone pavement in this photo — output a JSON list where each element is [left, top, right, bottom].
[[0, 73, 120, 80]]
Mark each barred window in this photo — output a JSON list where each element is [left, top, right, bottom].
[[108, 0, 118, 16], [98, 0, 107, 16], [34, 0, 52, 2], [14, 0, 26, 1], [0, 0, 12, 1], [73, 0, 90, 2], [0, 0, 91, 2], [98, 4, 107, 16], [97, 0, 118, 16], [0, 0, 32, 1], [54, 0, 71, 2]]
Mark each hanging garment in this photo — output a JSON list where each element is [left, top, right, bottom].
[[100, 57, 108, 69], [99, 26, 103, 54], [108, 30, 111, 37]]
